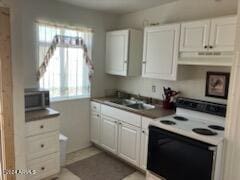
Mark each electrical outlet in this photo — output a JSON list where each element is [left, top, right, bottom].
[[152, 85, 156, 93]]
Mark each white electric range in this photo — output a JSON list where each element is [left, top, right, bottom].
[[147, 97, 226, 180]]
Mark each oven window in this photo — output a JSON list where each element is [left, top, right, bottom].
[[147, 126, 215, 180], [25, 94, 42, 109]]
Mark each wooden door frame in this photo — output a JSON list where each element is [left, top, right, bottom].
[[0, 7, 16, 180]]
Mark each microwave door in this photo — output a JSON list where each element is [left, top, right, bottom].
[[25, 94, 43, 111]]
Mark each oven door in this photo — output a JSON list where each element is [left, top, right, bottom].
[[147, 126, 216, 180]]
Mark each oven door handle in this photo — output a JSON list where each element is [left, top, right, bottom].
[[157, 139, 172, 146]]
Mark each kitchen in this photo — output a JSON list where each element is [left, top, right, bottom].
[[0, 0, 240, 180]]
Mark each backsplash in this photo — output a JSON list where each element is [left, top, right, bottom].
[[115, 66, 230, 104]]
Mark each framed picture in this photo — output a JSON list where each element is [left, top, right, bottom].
[[205, 72, 230, 99]]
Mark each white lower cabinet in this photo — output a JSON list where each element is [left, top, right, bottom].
[[26, 117, 60, 180], [100, 115, 118, 154], [90, 112, 101, 144], [140, 128, 148, 170], [90, 101, 150, 170], [118, 122, 141, 166]]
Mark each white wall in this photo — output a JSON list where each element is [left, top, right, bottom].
[[21, 0, 118, 153], [116, 0, 237, 104]]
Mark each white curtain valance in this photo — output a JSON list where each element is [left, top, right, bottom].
[[36, 19, 94, 33]]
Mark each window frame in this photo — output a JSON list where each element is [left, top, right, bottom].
[[36, 23, 91, 101]]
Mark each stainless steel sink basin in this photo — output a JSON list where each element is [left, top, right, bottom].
[[106, 99, 155, 111], [127, 103, 155, 110], [108, 99, 136, 106]]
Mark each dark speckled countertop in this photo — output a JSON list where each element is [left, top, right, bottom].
[[92, 97, 175, 119], [25, 108, 60, 122]]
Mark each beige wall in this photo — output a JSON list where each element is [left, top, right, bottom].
[[223, 0, 240, 179], [116, 0, 237, 104], [21, 0, 118, 153]]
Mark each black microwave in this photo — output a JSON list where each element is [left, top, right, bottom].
[[24, 88, 50, 112]]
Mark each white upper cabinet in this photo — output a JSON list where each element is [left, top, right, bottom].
[[105, 29, 142, 76], [209, 16, 237, 52], [180, 20, 210, 52], [142, 24, 180, 80], [180, 16, 237, 53]]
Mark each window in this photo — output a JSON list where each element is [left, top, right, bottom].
[[37, 22, 92, 100]]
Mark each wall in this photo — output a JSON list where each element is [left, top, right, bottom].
[[223, 0, 240, 179], [117, 0, 238, 104], [21, 0, 118, 153]]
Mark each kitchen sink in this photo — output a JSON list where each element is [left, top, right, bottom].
[[127, 103, 155, 110], [108, 99, 136, 106]]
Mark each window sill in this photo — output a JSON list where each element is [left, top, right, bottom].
[[51, 95, 90, 103]]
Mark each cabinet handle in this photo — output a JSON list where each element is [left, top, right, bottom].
[[41, 144, 45, 148], [40, 125, 44, 129], [142, 61, 146, 64], [124, 61, 128, 63], [41, 167, 45, 171]]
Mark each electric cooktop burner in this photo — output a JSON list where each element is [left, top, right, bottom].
[[192, 128, 218, 136], [208, 125, 225, 131], [173, 116, 188, 121], [160, 120, 176, 125]]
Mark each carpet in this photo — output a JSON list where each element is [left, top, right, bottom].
[[66, 152, 135, 180]]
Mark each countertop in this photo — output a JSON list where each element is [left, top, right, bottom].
[[92, 97, 175, 119], [25, 108, 60, 122]]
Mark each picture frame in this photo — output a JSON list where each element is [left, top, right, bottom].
[[205, 72, 230, 99]]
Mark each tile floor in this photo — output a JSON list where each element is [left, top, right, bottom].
[[57, 146, 146, 180]]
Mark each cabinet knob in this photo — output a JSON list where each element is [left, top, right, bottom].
[[41, 167, 45, 171], [142, 61, 146, 64], [119, 122, 122, 125], [97, 114, 100, 117], [40, 125, 44, 129], [142, 130, 145, 134], [204, 45, 208, 49], [124, 61, 128, 64], [41, 144, 45, 148], [209, 46, 213, 49], [115, 121, 118, 124]]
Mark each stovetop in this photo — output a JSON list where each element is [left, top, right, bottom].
[[151, 108, 226, 145]]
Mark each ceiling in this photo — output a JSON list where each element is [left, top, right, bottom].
[[56, 0, 178, 14]]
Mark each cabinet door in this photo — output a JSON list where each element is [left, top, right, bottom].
[[180, 20, 210, 52], [100, 116, 118, 154], [140, 129, 148, 170], [209, 16, 237, 52], [90, 112, 101, 145], [118, 122, 141, 166], [142, 24, 180, 80], [105, 30, 129, 76]]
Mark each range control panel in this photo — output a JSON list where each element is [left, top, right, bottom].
[[176, 97, 226, 117]]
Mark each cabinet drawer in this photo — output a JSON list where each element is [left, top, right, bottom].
[[91, 101, 101, 112], [27, 152, 60, 180], [101, 104, 141, 127], [26, 117, 59, 137], [26, 131, 59, 160]]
